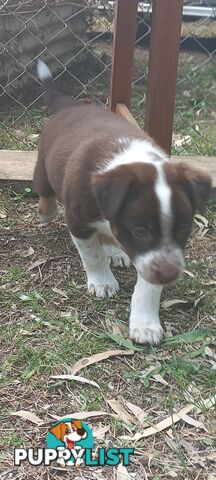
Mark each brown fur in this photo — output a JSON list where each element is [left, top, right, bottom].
[[34, 102, 211, 259], [92, 163, 161, 259], [34, 104, 151, 237]]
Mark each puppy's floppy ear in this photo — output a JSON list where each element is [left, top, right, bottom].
[[176, 163, 211, 213], [72, 420, 86, 437], [91, 169, 132, 220], [49, 422, 63, 440]]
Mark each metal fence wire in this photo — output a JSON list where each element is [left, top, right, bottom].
[[0, 0, 215, 155]]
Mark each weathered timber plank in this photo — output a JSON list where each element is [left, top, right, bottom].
[[116, 103, 141, 129], [0, 150, 215, 196]]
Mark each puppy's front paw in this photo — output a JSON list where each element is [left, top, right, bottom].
[[88, 275, 119, 299], [130, 323, 163, 345]]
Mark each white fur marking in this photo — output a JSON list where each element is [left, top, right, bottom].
[[130, 274, 163, 345], [71, 234, 119, 298], [101, 139, 168, 173], [155, 164, 172, 219], [37, 59, 52, 81]]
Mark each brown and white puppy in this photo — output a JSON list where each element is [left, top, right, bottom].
[[34, 60, 211, 345]]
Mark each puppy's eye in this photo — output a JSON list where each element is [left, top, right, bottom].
[[132, 226, 149, 239]]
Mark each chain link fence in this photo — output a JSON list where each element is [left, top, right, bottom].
[[0, 0, 215, 155]]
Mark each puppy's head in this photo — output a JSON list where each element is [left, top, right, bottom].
[[49, 420, 87, 446], [92, 161, 211, 285]]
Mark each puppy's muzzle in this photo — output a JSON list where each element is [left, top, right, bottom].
[[135, 247, 185, 285]]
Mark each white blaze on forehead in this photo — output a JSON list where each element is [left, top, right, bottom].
[[101, 138, 168, 173], [154, 164, 172, 222]]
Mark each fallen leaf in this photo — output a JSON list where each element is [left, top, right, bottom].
[[22, 246, 34, 258], [205, 346, 216, 359], [180, 413, 208, 431], [202, 280, 216, 287], [184, 269, 195, 278], [152, 373, 169, 386], [50, 410, 110, 422], [107, 399, 135, 425], [194, 292, 205, 308], [93, 425, 110, 439], [10, 410, 44, 425], [162, 299, 191, 310], [194, 214, 209, 228], [50, 374, 100, 389], [198, 227, 209, 238], [120, 404, 194, 441], [121, 395, 216, 442], [126, 402, 149, 425], [117, 463, 133, 479], [71, 349, 134, 375], [52, 287, 68, 298]]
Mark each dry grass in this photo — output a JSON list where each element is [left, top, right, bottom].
[[0, 190, 216, 480]]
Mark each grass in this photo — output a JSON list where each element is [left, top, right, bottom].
[[0, 189, 216, 479]]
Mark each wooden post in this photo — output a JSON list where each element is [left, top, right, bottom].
[[110, 0, 139, 111], [145, 0, 184, 154]]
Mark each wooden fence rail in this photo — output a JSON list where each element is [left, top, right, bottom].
[[110, 0, 184, 154], [110, 0, 139, 111]]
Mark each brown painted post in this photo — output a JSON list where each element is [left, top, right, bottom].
[[110, 0, 139, 111], [145, 0, 184, 154]]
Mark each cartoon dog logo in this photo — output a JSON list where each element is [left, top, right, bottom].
[[49, 419, 87, 449], [48, 419, 91, 467]]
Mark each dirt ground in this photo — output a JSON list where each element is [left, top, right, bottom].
[[0, 190, 216, 480]]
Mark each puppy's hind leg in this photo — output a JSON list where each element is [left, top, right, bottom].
[[34, 157, 58, 225], [38, 196, 58, 225]]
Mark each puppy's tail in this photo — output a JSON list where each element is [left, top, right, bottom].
[[37, 59, 75, 113]]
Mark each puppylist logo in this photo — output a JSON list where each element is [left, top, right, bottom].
[[14, 417, 134, 467]]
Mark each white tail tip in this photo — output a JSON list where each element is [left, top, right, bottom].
[[37, 59, 52, 82]]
